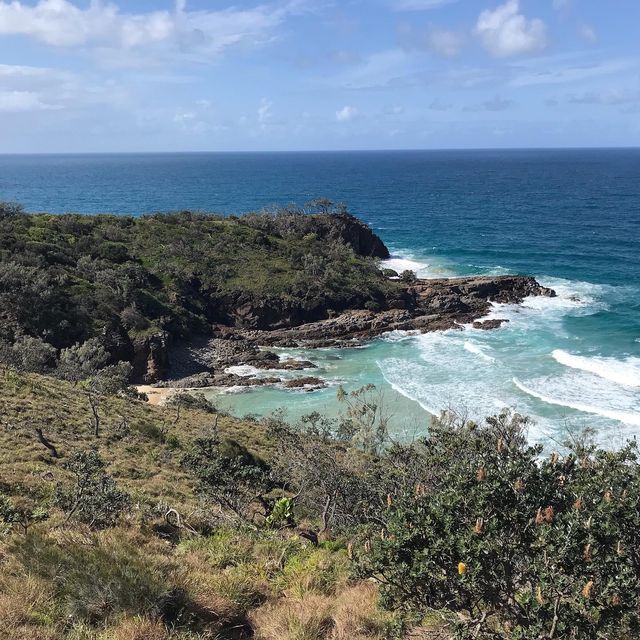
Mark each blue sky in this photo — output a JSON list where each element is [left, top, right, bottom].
[[0, 0, 639, 152]]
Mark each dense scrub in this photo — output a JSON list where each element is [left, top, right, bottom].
[[0, 200, 396, 379]]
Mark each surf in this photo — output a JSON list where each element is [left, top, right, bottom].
[[552, 350, 640, 388]]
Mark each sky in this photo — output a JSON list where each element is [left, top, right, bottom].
[[0, 0, 639, 152]]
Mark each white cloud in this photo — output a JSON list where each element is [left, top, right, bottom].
[[475, 0, 546, 58], [0, 0, 293, 63], [336, 105, 358, 122], [258, 98, 274, 130], [578, 23, 598, 44], [427, 28, 464, 57], [429, 99, 452, 111], [0, 89, 61, 112], [390, 0, 456, 10], [552, 0, 571, 10]]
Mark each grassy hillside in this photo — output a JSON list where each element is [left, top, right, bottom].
[[0, 369, 402, 640]]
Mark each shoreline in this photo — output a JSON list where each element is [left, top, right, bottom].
[[136, 274, 557, 409]]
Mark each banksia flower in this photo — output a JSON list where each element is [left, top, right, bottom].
[[458, 562, 466, 576], [586, 516, 593, 530], [473, 517, 484, 535], [347, 542, 353, 559], [476, 466, 486, 482], [573, 497, 583, 510], [380, 529, 386, 540], [536, 585, 546, 605], [583, 543, 592, 562], [617, 541, 624, 556], [536, 506, 554, 525], [582, 580, 594, 599], [558, 474, 566, 487], [514, 478, 524, 493], [604, 490, 612, 503], [611, 594, 622, 607], [550, 452, 560, 465], [364, 540, 371, 553], [415, 482, 426, 497], [497, 437, 504, 453], [387, 494, 393, 508]]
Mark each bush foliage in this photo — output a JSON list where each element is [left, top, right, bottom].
[[353, 411, 640, 639]]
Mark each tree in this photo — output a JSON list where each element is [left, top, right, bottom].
[[336, 384, 391, 455], [266, 409, 384, 535], [353, 411, 640, 640], [0, 492, 49, 535], [400, 269, 417, 284], [82, 362, 132, 437], [4, 335, 57, 373], [57, 337, 110, 383], [0, 201, 25, 217], [55, 450, 130, 529], [181, 433, 273, 524]]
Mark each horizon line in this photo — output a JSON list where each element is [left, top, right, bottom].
[[1, 145, 640, 156]]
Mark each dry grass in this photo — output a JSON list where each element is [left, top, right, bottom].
[[0, 369, 270, 514], [98, 616, 169, 640], [250, 583, 395, 640], [0, 370, 422, 640]]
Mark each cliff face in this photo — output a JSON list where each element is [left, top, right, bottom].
[[322, 212, 390, 259]]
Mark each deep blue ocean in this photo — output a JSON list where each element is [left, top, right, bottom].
[[1, 149, 639, 446]]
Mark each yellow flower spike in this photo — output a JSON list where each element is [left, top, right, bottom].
[[536, 585, 546, 605], [458, 562, 467, 576]]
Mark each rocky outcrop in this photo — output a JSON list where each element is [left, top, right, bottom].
[[132, 332, 171, 383], [325, 212, 390, 258], [147, 275, 555, 388], [241, 275, 555, 348]]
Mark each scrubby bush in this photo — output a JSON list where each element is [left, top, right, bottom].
[[181, 435, 273, 523], [353, 411, 640, 639], [399, 269, 417, 283], [55, 450, 130, 528]]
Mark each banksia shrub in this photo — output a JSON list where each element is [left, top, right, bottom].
[[353, 411, 640, 640]]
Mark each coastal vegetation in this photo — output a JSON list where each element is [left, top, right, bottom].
[[0, 200, 393, 379], [1, 202, 638, 639]]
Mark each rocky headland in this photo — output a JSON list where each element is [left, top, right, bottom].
[[0, 204, 555, 393], [159, 274, 555, 390]]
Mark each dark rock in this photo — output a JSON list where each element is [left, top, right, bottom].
[[325, 212, 390, 259], [283, 376, 327, 389], [473, 319, 510, 330], [132, 332, 170, 383]]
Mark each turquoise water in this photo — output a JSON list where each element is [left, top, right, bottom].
[[1, 149, 639, 445]]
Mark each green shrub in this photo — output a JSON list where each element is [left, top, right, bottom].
[[55, 450, 130, 529], [353, 411, 640, 639]]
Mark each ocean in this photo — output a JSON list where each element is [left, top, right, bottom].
[[1, 149, 639, 446]]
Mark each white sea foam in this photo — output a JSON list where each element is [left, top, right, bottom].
[[478, 276, 608, 337], [463, 341, 496, 362], [381, 256, 430, 276], [552, 350, 640, 388], [225, 365, 262, 377], [513, 375, 640, 427]]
